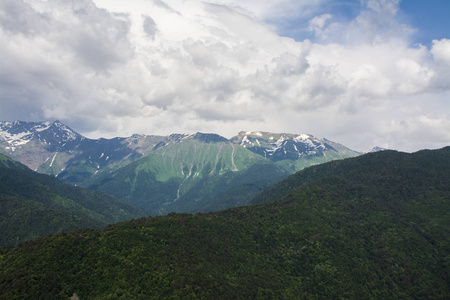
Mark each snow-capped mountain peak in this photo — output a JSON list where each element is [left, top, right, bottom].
[[230, 131, 333, 161], [44, 120, 83, 143], [0, 120, 84, 151]]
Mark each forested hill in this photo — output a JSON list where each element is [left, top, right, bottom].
[[251, 146, 450, 205], [0, 154, 144, 246], [0, 153, 28, 170], [0, 147, 449, 299]]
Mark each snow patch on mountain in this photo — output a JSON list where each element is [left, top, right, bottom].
[[34, 122, 52, 132], [49, 152, 58, 167], [0, 120, 84, 152], [266, 136, 286, 155], [240, 135, 252, 147], [231, 131, 339, 161], [293, 134, 310, 141], [47, 121, 82, 142], [294, 134, 326, 150], [0, 127, 33, 150]]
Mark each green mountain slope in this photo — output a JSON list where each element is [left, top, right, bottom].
[[46, 135, 167, 186], [1, 147, 448, 299], [0, 153, 28, 170], [251, 146, 450, 205], [0, 154, 144, 246], [90, 133, 289, 215]]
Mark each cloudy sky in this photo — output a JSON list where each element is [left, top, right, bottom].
[[1, 0, 449, 152]]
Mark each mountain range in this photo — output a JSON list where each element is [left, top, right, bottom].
[[1, 146, 448, 299], [0, 120, 360, 215]]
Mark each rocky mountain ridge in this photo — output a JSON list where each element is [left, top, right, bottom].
[[1, 121, 360, 214], [0, 121, 360, 179]]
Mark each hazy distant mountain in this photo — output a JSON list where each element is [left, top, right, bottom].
[[1, 121, 360, 214], [369, 146, 389, 153], [0, 153, 144, 246]]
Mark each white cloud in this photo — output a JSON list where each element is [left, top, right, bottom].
[[0, 0, 449, 152], [363, 0, 400, 15], [208, 0, 326, 21], [308, 13, 332, 38], [432, 38, 450, 64], [431, 38, 450, 90]]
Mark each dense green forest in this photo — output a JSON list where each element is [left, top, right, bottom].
[[0, 153, 28, 170], [0, 154, 144, 246], [251, 146, 450, 205], [0, 147, 449, 299]]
